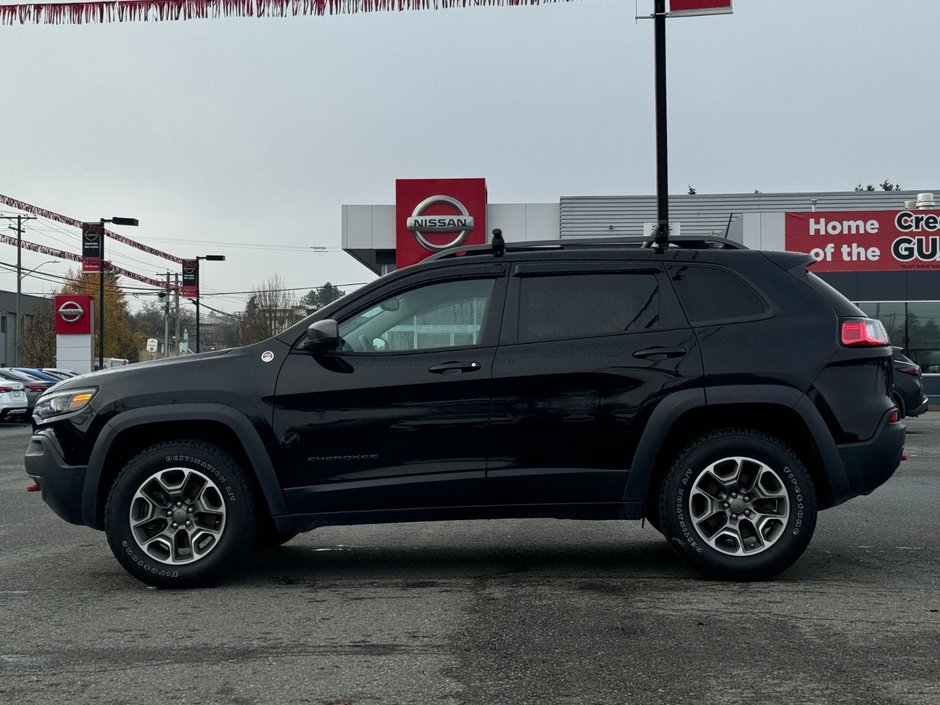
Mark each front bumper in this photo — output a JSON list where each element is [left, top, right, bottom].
[[24, 431, 88, 526], [835, 410, 905, 503]]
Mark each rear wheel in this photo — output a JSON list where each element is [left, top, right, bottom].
[[658, 429, 816, 580], [105, 440, 257, 588]]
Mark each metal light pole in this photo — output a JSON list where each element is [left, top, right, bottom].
[[97, 217, 139, 369], [653, 0, 669, 249], [195, 255, 225, 353]]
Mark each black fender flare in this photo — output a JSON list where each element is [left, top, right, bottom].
[[623, 385, 848, 507], [80, 404, 288, 528]]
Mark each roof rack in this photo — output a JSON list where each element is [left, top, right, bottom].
[[425, 235, 746, 263]]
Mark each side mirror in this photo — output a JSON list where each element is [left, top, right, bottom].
[[305, 319, 340, 350]]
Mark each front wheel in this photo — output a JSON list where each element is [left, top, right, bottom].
[[105, 440, 257, 588], [658, 429, 817, 580]]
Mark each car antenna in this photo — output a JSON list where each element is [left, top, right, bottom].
[[491, 228, 505, 257]]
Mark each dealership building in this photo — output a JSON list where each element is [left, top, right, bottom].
[[342, 180, 940, 395]]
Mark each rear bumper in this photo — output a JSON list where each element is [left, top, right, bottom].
[[24, 431, 88, 526], [908, 394, 929, 418], [833, 411, 905, 504], [0, 400, 30, 420]]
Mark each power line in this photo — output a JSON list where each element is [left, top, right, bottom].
[[199, 282, 368, 296]]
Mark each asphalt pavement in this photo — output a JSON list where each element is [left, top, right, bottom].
[[0, 416, 937, 705]]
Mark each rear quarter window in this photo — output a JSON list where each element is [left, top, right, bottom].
[[668, 265, 770, 325]]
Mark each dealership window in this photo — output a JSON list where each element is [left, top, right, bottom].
[[0, 315, 5, 334], [339, 278, 495, 353], [857, 301, 940, 372], [517, 273, 661, 343]]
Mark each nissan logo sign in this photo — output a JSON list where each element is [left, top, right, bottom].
[[406, 195, 475, 252], [58, 300, 85, 324]]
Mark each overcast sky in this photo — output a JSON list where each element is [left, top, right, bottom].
[[1, 0, 938, 312]]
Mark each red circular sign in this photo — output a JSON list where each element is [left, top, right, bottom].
[[58, 300, 85, 324]]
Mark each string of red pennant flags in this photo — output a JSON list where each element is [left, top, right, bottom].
[[0, 0, 568, 25], [0, 193, 182, 288], [0, 233, 173, 289], [0, 194, 183, 265]]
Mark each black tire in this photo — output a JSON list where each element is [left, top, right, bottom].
[[105, 440, 257, 588], [658, 429, 817, 580]]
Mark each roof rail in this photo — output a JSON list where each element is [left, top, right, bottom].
[[424, 235, 746, 262]]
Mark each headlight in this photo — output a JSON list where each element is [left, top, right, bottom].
[[33, 387, 98, 421]]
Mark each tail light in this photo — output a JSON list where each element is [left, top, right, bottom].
[[897, 365, 921, 377], [888, 409, 901, 424], [841, 318, 889, 346], [27, 384, 46, 392], [0, 386, 13, 393]]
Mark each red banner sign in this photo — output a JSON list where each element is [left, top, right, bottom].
[[395, 178, 487, 269], [81, 222, 104, 273], [670, 0, 732, 16], [785, 210, 940, 272], [181, 259, 199, 297]]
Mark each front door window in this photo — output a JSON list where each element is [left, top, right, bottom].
[[339, 278, 495, 353]]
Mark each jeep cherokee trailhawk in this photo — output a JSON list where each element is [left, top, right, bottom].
[[25, 237, 905, 587]]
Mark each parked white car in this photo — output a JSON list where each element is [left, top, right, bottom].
[[0, 380, 29, 421]]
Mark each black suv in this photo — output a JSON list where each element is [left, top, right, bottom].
[[891, 347, 929, 418], [25, 237, 905, 587]]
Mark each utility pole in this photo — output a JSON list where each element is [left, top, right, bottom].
[[163, 271, 171, 358], [174, 273, 180, 356], [1, 214, 38, 366]]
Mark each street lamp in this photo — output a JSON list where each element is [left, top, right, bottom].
[[14, 259, 59, 366], [98, 217, 139, 369], [195, 255, 225, 353]]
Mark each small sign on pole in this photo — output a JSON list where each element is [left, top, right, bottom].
[[81, 222, 104, 273], [181, 260, 199, 297], [146, 338, 159, 353]]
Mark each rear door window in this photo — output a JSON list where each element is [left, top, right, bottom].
[[510, 266, 674, 343]]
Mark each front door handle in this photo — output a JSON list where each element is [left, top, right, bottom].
[[428, 361, 482, 375], [633, 347, 687, 360]]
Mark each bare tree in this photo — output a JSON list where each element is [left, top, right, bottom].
[[240, 274, 299, 344], [18, 298, 56, 367]]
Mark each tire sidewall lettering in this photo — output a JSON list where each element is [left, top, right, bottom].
[[674, 467, 702, 552], [120, 539, 179, 578], [163, 455, 236, 502]]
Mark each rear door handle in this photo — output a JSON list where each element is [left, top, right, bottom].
[[428, 361, 482, 375], [633, 347, 687, 360]]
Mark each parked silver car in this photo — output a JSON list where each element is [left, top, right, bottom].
[[0, 375, 28, 421], [0, 368, 54, 414]]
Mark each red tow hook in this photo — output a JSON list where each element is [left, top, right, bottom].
[[901, 455, 908, 462], [26, 483, 40, 493]]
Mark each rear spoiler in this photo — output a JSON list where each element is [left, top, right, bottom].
[[762, 251, 817, 271]]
